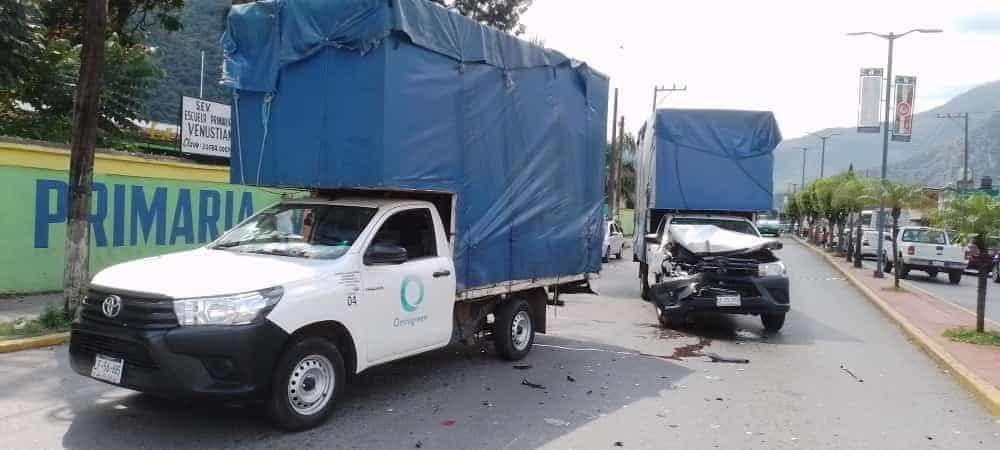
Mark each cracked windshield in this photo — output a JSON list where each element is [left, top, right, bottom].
[[1, 0, 999, 449]]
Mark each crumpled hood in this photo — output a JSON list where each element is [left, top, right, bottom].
[[670, 225, 774, 256], [90, 248, 336, 298]]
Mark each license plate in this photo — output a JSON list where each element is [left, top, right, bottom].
[[932, 261, 945, 267], [716, 295, 741, 307], [91, 354, 124, 384]]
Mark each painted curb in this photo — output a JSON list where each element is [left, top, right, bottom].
[[795, 238, 1000, 416], [0, 332, 70, 354]]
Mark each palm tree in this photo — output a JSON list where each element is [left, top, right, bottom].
[[874, 181, 934, 288], [934, 193, 1000, 332], [833, 177, 872, 262]]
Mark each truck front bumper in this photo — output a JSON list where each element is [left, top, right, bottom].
[[69, 319, 288, 400], [651, 275, 790, 317]]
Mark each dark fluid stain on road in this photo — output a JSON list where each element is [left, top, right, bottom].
[[666, 336, 713, 360]]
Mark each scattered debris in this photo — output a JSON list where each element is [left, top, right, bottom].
[[415, 441, 423, 448], [613, 442, 624, 447], [481, 401, 494, 407], [715, 397, 724, 401], [668, 424, 679, 428], [711, 424, 720, 429], [840, 364, 864, 383], [386, 408, 394, 413], [704, 352, 750, 364], [586, 390, 593, 395], [926, 436, 934, 441], [513, 364, 533, 370], [521, 377, 546, 389], [441, 419, 457, 427], [566, 375, 577, 382], [544, 418, 570, 427]]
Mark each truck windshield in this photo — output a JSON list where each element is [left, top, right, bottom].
[[671, 218, 759, 236], [211, 204, 377, 259], [901, 229, 948, 245]]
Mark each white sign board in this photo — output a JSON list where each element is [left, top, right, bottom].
[[181, 96, 231, 158], [857, 68, 883, 133]]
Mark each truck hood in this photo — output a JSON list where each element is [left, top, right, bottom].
[[90, 249, 335, 298], [670, 224, 775, 256]]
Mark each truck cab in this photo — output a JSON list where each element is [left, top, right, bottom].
[[70, 196, 547, 430], [884, 226, 966, 284]]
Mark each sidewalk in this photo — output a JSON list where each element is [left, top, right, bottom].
[[0, 292, 61, 322], [798, 238, 1000, 414]]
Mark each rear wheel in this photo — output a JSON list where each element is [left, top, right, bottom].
[[761, 313, 786, 332], [268, 337, 345, 431], [948, 271, 962, 285], [639, 262, 650, 301], [616, 244, 624, 259], [602, 247, 610, 263], [926, 270, 939, 278], [494, 298, 534, 361]]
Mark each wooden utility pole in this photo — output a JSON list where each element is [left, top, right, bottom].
[[607, 88, 619, 216], [609, 116, 625, 218], [64, 0, 109, 313], [651, 84, 687, 113]]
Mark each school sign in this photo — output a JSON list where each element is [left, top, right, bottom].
[[0, 141, 284, 293]]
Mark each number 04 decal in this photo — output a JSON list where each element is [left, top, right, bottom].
[[347, 294, 358, 307]]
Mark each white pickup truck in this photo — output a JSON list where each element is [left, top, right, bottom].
[[884, 226, 967, 284], [70, 196, 573, 430]]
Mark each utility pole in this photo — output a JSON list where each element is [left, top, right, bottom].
[[800, 147, 811, 188], [607, 89, 619, 217], [847, 28, 941, 278], [64, 0, 109, 314], [936, 112, 970, 187], [199, 50, 206, 98], [652, 84, 687, 113], [609, 116, 625, 218], [812, 132, 840, 178], [614, 117, 626, 217]]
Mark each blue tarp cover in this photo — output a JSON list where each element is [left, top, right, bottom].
[[643, 109, 782, 212], [221, 0, 609, 290]]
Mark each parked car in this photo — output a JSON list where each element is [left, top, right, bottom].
[[603, 220, 626, 262], [757, 219, 781, 237], [860, 229, 892, 259], [884, 226, 966, 284]]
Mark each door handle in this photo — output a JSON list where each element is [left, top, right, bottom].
[[433, 269, 451, 278]]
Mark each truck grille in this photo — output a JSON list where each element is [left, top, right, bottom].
[[698, 257, 758, 277], [81, 290, 178, 329], [71, 331, 158, 369]]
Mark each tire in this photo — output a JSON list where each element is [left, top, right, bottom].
[[948, 271, 962, 285], [602, 247, 610, 263], [926, 270, 938, 278], [882, 255, 892, 273], [900, 265, 910, 279], [656, 307, 685, 329], [268, 337, 346, 431], [994, 267, 1000, 283], [616, 244, 624, 259], [639, 262, 650, 301], [494, 298, 534, 361], [761, 313, 786, 332]]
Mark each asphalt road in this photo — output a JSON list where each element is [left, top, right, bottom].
[[0, 240, 997, 449], [857, 258, 1000, 324]]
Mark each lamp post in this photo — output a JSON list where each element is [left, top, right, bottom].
[[800, 147, 811, 189], [811, 132, 840, 178], [846, 28, 941, 278]]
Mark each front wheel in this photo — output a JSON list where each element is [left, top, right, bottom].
[[656, 307, 685, 329], [602, 247, 610, 263], [616, 244, 624, 259], [639, 262, 650, 301], [268, 337, 346, 431], [948, 271, 962, 285], [761, 313, 786, 332], [494, 298, 534, 361]]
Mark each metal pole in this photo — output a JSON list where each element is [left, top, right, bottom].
[[801, 148, 808, 188], [199, 50, 205, 99], [963, 113, 969, 184], [874, 34, 894, 278], [651, 86, 658, 114], [819, 137, 827, 178]]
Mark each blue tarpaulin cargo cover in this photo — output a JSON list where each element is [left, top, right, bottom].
[[221, 0, 609, 291], [637, 109, 782, 212]]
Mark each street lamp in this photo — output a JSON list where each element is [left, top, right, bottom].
[[800, 147, 811, 188], [811, 132, 840, 178], [846, 28, 941, 278]]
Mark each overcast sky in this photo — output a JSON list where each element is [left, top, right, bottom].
[[521, 0, 1000, 139]]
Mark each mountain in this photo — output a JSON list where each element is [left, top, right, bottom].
[[142, 1, 231, 124], [774, 80, 1000, 191]]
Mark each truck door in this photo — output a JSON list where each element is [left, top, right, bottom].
[[361, 207, 456, 363]]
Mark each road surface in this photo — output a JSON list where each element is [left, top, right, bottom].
[[0, 240, 997, 449]]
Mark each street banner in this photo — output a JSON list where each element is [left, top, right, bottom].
[[857, 68, 883, 133], [892, 76, 916, 142], [180, 96, 231, 158]]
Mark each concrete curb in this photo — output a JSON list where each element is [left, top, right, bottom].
[[0, 332, 70, 354], [795, 237, 1000, 416]]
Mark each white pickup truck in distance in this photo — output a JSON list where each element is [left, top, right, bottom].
[[884, 226, 967, 284], [70, 196, 564, 430]]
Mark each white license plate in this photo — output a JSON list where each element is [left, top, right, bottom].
[[91, 354, 124, 384], [932, 261, 945, 267], [716, 295, 741, 307]]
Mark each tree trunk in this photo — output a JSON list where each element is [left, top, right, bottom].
[[845, 216, 854, 261], [974, 234, 988, 333], [854, 222, 863, 268], [892, 216, 900, 288], [63, 0, 108, 315]]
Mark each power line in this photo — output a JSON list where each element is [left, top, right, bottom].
[[651, 84, 687, 113]]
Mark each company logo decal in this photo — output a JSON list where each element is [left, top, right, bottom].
[[400, 276, 425, 312]]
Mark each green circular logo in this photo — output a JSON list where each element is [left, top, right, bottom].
[[400, 276, 425, 312]]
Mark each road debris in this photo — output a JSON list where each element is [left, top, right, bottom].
[[840, 364, 864, 382], [566, 375, 577, 382], [441, 419, 457, 427], [521, 377, 546, 389], [703, 352, 750, 364], [613, 441, 624, 447], [513, 364, 533, 370], [481, 401, 494, 407], [415, 440, 423, 448], [544, 418, 570, 427]]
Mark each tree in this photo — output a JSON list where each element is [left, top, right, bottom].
[[873, 181, 933, 288], [429, 0, 532, 35], [605, 131, 636, 211], [833, 175, 874, 262], [0, 0, 41, 89], [934, 193, 1000, 332], [41, 0, 184, 45]]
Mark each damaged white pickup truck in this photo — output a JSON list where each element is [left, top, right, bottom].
[[643, 215, 790, 332]]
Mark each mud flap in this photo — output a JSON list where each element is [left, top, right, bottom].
[[552, 279, 597, 295]]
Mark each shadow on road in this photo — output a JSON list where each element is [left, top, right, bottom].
[[56, 335, 693, 450]]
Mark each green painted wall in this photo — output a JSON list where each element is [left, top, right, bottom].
[[0, 166, 283, 294]]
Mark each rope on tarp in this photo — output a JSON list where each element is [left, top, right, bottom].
[[256, 93, 275, 185], [233, 91, 245, 184]]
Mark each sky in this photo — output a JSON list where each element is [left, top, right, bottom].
[[520, 0, 1000, 140]]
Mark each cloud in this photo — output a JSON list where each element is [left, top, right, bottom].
[[956, 11, 1000, 34]]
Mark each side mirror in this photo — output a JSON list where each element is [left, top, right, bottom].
[[766, 241, 784, 251], [365, 242, 408, 265], [644, 233, 661, 245]]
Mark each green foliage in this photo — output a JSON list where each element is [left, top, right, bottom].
[[933, 193, 1000, 246], [871, 180, 933, 219], [606, 132, 637, 208], [943, 327, 1000, 347], [41, 0, 185, 45], [0, 0, 42, 89], [430, 0, 532, 35], [0, 304, 71, 341]]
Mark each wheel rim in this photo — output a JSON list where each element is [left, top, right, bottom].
[[287, 354, 335, 416], [510, 310, 532, 352]]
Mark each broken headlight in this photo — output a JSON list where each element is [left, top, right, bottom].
[[758, 261, 786, 277]]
